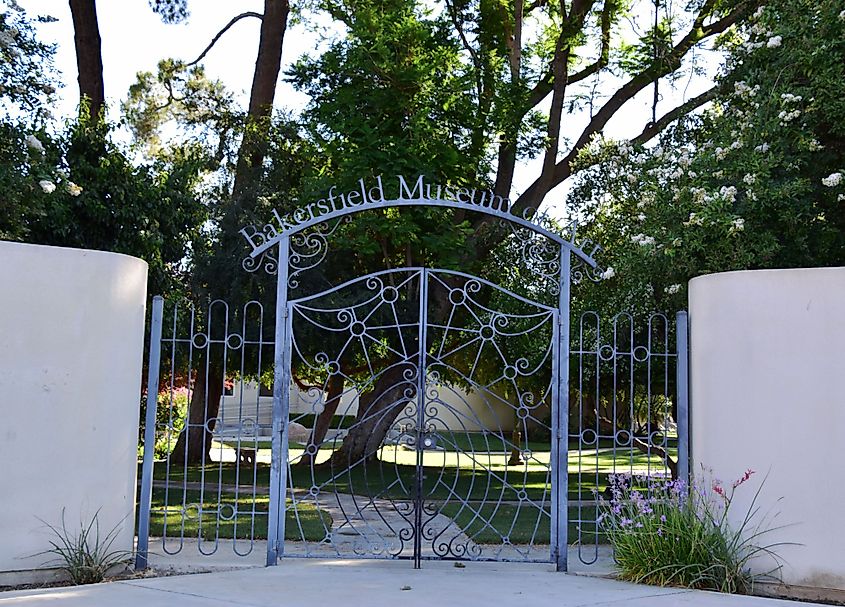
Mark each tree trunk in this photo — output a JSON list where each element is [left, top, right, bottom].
[[298, 372, 345, 468], [171, 366, 225, 464], [325, 362, 415, 469], [69, 0, 105, 121], [507, 428, 523, 466], [230, 0, 290, 208]]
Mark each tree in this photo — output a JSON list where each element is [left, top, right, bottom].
[[569, 0, 845, 312], [128, 0, 295, 463], [553, 0, 845, 475], [276, 0, 760, 465], [68, 0, 105, 120]]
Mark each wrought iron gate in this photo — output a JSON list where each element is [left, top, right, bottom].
[[279, 267, 559, 567], [135, 180, 688, 572]]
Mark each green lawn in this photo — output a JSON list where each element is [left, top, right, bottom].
[[151, 440, 674, 502], [147, 488, 330, 541], [144, 433, 674, 548], [438, 502, 605, 545]]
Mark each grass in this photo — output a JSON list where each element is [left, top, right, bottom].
[[147, 488, 330, 541], [438, 502, 606, 545], [144, 433, 675, 549], [152, 442, 674, 502]]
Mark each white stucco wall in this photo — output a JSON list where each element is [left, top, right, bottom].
[[689, 267, 845, 593], [0, 241, 147, 577]]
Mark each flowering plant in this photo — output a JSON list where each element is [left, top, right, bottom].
[[597, 467, 788, 594]]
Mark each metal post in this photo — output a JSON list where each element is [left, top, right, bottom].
[[135, 296, 164, 570], [413, 269, 429, 569], [267, 237, 292, 566], [675, 311, 690, 487], [553, 249, 571, 572]]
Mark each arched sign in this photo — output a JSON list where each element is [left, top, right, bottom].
[[239, 174, 603, 276]]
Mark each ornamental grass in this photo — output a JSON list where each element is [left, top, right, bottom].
[[597, 467, 788, 594]]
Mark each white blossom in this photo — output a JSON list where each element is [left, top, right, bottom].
[[671, 237, 682, 247], [730, 140, 744, 150], [25, 134, 44, 154], [731, 218, 745, 232], [778, 109, 801, 124], [767, 35, 782, 48], [781, 93, 802, 103], [39, 180, 56, 194], [637, 213, 646, 221], [743, 174, 756, 186], [839, 9, 845, 21], [754, 143, 770, 153], [714, 147, 727, 161], [626, 173, 638, 184], [821, 172, 843, 187], [601, 267, 616, 280], [665, 284, 682, 295], [630, 233, 656, 246], [65, 181, 83, 197], [685, 212, 703, 226], [720, 185, 737, 203], [753, 5, 765, 19]]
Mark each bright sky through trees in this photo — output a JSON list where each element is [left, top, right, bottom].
[[19, 0, 723, 216]]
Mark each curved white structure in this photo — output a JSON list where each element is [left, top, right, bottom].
[[690, 267, 845, 598], [0, 242, 147, 581]]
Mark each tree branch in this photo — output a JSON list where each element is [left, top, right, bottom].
[[186, 11, 264, 67], [631, 85, 719, 145], [514, 0, 757, 212], [526, 0, 611, 110]]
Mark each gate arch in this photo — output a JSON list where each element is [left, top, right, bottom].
[[239, 181, 605, 571]]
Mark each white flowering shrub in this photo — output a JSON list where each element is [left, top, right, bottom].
[[567, 0, 845, 317]]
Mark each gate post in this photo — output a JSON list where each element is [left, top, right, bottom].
[[267, 236, 292, 566], [413, 269, 429, 569], [553, 249, 571, 572], [675, 311, 690, 486], [136, 295, 164, 570]]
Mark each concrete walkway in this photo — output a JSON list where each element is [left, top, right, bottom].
[[0, 559, 826, 607]]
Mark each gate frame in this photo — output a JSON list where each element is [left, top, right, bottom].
[[134, 188, 691, 571], [248, 193, 603, 571]]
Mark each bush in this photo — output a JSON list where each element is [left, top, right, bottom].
[[597, 468, 786, 594], [139, 387, 189, 459], [37, 508, 130, 585]]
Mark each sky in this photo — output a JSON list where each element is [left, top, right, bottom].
[[18, 0, 724, 217]]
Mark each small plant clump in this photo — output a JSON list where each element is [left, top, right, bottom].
[[37, 508, 130, 585], [597, 467, 786, 594]]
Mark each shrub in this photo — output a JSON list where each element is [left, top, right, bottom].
[[37, 508, 130, 585], [139, 386, 189, 459], [597, 467, 786, 594]]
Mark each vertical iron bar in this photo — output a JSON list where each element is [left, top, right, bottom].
[[267, 237, 291, 566], [549, 302, 561, 565], [135, 295, 164, 570], [554, 249, 571, 572], [675, 311, 690, 486], [414, 269, 429, 569]]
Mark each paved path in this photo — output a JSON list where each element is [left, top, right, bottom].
[[0, 559, 826, 606]]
